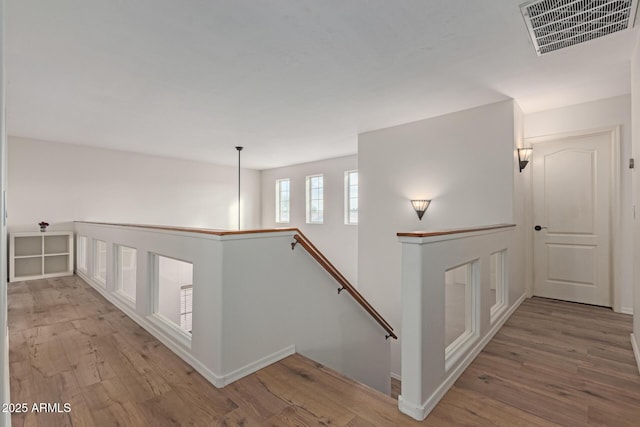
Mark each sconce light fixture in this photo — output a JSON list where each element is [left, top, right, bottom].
[[518, 148, 532, 172], [411, 199, 431, 221]]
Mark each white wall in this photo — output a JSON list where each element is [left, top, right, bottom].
[[221, 232, 390, 393], [525, 95, 633, 314], [358, 100, 518, 376], [513, 103, 532, 302], [631, 34, 640, 361], [75, 223, 391, 393], [261, 155, 358, 283], [0, 1, 10, 425], [398, 225, 525, 420], [7, 137, 261, 232]]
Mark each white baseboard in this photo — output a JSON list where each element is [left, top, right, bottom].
[[77, 271, 223, 384], [631, 334, 640, 375], [390, 372, 402, 381], [219, 345, 295, 387], [621, 307, 634, 315], [398, 395, 426, 421], [76, 272, 292, 389], [399, 292, 527, 421]]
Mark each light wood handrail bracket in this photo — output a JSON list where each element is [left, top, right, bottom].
[[291, 233, 397, 340]]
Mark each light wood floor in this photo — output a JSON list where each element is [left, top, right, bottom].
[[8, 276, 640, 426], [417, 297, 640, 426]]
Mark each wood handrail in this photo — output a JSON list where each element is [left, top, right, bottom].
[[292, 232, 397, 340], [76, 221, 396, 339], [75, 221, 297, 236], [397, 223, 516, 238]]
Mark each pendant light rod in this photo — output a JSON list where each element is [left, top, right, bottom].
[[235, 146, 243, 230]]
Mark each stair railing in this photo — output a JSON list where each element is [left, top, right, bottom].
[[291, 232, 397, 340]]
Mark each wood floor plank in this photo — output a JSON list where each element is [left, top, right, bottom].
[[139, 390, 221, 426], [101, 400, 148, 427], [430, 386, 563, 427], [267, 404, 336, 426], [259, 356, 422, 426], [222, 374, 290, 420], [447, 297, 639, 426], [9, 277, 640, 426], [455, 365, 589, 426], [218, 406, 268, 426], [255, 365, 358, 425], [587, 396, 640, 427]]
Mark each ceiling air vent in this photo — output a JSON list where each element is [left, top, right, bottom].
[[520, 0, 638, 55]]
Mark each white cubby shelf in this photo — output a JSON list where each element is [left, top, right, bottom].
[[9, 231, 74, 282]]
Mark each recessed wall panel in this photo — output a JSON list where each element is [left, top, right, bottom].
[[547, 244, 596, 286], [545, 150, 595, 234]]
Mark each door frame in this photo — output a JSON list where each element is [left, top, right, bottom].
[[524, 126, 621, 312]]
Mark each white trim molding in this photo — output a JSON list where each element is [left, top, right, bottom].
[[525, 126, 622, 312], [77, 270, 220, 382], [219, 345, 296, 387], [78, 269, 296, 388], [631, 334, 640, 375], [399, 293, 527, 420], [398, 222, 526, 421], [74, 220, 392, 395], [621, 307, 634, 315]]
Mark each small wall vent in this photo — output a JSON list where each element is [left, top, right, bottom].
[[520, 0, 638, 55]]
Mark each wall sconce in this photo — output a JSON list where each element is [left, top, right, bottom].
[[518, 148, 532, 172], [411, 199, 431, 221]]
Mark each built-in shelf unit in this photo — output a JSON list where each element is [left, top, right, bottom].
[[9, 231, 74, 282]]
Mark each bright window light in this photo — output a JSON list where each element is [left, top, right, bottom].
[[306, 175, 324, 224], [276, 178, 290, 223], [345, 170, 358, 224]]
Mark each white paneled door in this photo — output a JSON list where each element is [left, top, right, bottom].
[[532, 131, 612, 307]]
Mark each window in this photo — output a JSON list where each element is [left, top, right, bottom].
[[93, 239, 107, 286], [115, 245, 137, 303], [180, 285, 193, 333], [77, 235, 87, 273], [306, 174, 324, 224], [490, 249, 508, 323], [275, 178, 290, 223], [154, 255, 194, 336], [444, 260, 479, 370], [345, 170, 358, 224]]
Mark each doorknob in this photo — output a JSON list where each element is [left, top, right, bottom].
[[534, 225, 548, 231]]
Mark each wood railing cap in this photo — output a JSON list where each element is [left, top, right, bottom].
[[76, 221, 396, 339], [397, 223, 516, 238], [74, 221, 298, 236]]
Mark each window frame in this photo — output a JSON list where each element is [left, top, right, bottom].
[[275, 178, 290, 224], [114, 244, 137, 304], [93, 239, 107, 286], [150, 253, 194, 344], [344, 170, 358, 225], [77, 235, 88, 273], [305, 174, 324, 224]]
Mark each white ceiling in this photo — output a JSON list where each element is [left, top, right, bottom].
[[7, 1, 640, 169]]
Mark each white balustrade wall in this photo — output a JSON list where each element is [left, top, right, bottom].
[[397, 225, 526, 420], [74, 222, 391, 393]]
